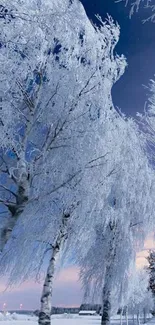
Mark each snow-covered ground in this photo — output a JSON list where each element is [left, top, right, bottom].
[[0, 313, 102, 324], [0, 313, 153, 325]]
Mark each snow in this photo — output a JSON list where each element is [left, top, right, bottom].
[[0, 313, 153, 325], [79, 310, 97, 315], [0, 313, 101, 324]]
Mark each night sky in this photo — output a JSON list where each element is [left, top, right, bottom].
[[1, 0, 155, 311], [81, 0, 155, 117]]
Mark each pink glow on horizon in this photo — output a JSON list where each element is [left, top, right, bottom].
[[54, 266, 80, 286], [0, 266, 82, 310], [1, 236, 154, 309], [136, 234, 155, 268]]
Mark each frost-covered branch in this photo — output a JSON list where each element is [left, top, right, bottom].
[[117, 0, 155, 21]]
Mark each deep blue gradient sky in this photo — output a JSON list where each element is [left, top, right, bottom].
[[81, 0, 155, 116]]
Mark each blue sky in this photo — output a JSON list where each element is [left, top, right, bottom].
[[81, 0, 155, 116]]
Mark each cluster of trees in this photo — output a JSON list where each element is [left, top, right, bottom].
[[0, 0, 155, 325], [148, 251, 155, 301], [125, 268, 153, 324]]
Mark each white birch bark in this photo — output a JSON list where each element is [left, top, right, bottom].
[[101, 278, 111, 325], [38, 242, 60, 325], [38, 213, 69, 325], [0, 162, 30, 250], [101, 221, 119, 325], [0, 59, 43, 252]]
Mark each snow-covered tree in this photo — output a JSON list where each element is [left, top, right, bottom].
[[137, 79, 155, 152], [147, 251, 155, 310], [0, 1, 127, 324], [0, 0, 125, 248], [76, 116, 155, 325], [127, 269, 153, 323], [134, 77, 155, 318]]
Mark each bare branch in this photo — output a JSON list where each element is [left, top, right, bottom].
[[78, 71, 96, 98], [86, 153, 110, 166], [32, 169, 82, 202], [0, 198, 16, 207], [130, 221, 143, 228], [0, 185, 17, 198], [16, 79, 34, 111], [11, 103, 30, 123]]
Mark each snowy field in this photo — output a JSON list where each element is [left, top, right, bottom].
[[0, 313, 153, 325], [0, 313, 102, 325]]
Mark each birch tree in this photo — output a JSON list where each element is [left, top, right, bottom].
[[0, 0, 125, 249], [127, 269, 153, 323], [77, 117, 155, 325], [0, 1, 126, 324]]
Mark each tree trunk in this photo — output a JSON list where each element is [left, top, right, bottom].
[[101, 221, 119, 325], [38, 213, 69, 325], [137, 311, 140, 325], [0, 165, 30, 251], [143, 308, 146, 324], [101, 278, 111, 325], [120, 309, 123, 325], [101, 295, 111, 325], [126, 306, 128, 325], [38, 242, 60, 325]]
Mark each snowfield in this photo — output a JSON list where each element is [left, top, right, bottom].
[[0, 313, 153, 325], [0, 313, 102, 325], [0, 313, 122, 325]]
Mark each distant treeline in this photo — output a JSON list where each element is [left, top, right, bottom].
[[34, 304, 101, 316]]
